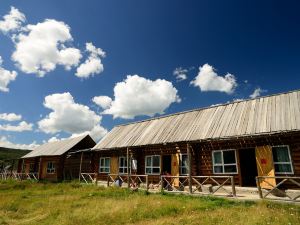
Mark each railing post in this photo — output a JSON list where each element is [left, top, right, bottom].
[[231, 176, 236, 197], [107, 175, 110, 187], [161, 176, 164, 192], [127, 148, 130, 189], [256, 177, 263, 199], [146, 175, 149, 193], [187, 143, 192, 194]]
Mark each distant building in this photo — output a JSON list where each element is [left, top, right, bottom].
[[19, 135, 96, 181]]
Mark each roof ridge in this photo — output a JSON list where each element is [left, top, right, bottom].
[[114, 89, 300, 128]]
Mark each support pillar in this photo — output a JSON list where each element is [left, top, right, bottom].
[[127, 147, 130, 188], [79, 151, 84, 181]]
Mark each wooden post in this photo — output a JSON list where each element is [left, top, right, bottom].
[[21, 159, 24, 173], [146, 175, 149, 193], [38, 157, 42, 180], [256, 177, 263, 199], [160, 175, 164, 192], [187, 143, 192, 194], [127, 147, 130, 189], [79, 152, 84, 182], [231, 176, 236, 197]]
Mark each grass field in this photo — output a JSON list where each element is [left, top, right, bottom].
[[0, 180, 299, 225]]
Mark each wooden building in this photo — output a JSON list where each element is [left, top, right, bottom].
[[92, 90, 300, 188], [19, 135, 96, 181]]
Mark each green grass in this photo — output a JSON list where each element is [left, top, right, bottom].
[[0, 180, 299, 225]]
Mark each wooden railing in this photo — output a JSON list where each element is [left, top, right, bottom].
[[161, 175, 236, 197], [107, 174, 149, 191], [13, 173, 38, 181], [80, 173, 96, 184], [256, 176, 300, 202]]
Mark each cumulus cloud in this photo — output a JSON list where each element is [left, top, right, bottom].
[[0, 113, 22, 121], [92, 96, 112, 110], [38, 92, 107, 141], [0, 121, 33, 132], [75, 42, 105, 78], [0, 56, 17, 92], [173, 67, 188, 82], [0, 136, 38, 150], [191, 64, 237, 94], [0, 6, 25, 33], [250, 87, 267, 99], [102, 75, 180, 119], [12, 19, 82, 76]]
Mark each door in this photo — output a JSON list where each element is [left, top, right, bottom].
[[239, 148, 258, 186], [255, 145, 276, 189]]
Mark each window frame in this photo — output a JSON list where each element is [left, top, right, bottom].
[[212, 149, 238, 175], [179, 154, 189, 175], [119, 156, 128, 174], [145, 155, 161, 175], [99, 157, 110, 174], [46, 161, 55, 174], [272, 145, 294, 175]]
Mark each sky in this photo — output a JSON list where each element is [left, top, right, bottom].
[[0, 0, 300, 149]]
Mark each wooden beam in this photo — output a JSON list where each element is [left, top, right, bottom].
[[79, 152, 84, 182], [187, 143, 192, 194], [38, 157, 42, 180]]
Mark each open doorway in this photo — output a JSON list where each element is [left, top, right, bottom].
[[162, 155, 171, 175], [239, 148, 258, 186]]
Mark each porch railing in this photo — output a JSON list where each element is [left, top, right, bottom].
[[161, 175, 236, 197], [107, 174, 149, 191], [256, 176, 300, 202], [13, 172, 38, 181], [80, 173, 96, 184]]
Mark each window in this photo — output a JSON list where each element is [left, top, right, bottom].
[[272, 146, 293, 174], [99, 157, 110, 173], [119, 157, 128, 174], [46, 162, 55, 174], [145, 155, 160, 174], [180, 154, 189, 175], [212, 150, 237, 174]]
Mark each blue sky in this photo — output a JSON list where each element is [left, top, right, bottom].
[[0, 0, 300, 149]]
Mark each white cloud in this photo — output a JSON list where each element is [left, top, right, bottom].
[[173, 67, 188, 82], [0, 136, 38, 150], [0, 113, 22, 121], [92, 96, 112, 110], [12, 19, 82, 76], [0, 121, 33, 132], [250, 87, 267, 99], [191, 64, 237, 94], [38, 92, 107, 141], [75, 42, 105, 78], [0, 56, 17, 92], [0, 6, 25, 33], [102, 75, 181, 119]]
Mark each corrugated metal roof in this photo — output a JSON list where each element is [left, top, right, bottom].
[[93, 90, 300, 150], [22, 135, 90, 158]]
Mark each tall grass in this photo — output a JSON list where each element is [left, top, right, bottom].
[[0, 180, 299, 225]]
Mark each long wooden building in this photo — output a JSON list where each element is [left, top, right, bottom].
[[91, 90, 300, 188], [19, 135, 96, 181]]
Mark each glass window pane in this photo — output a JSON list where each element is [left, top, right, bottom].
[[181, 168, 188, 175], [146, 157, 151, 167], [213, 152, 222, 164], [153, 156, 160, 167], [105, 158, 110, 167], [273, 147, 290, 163], [275, 164, 292, 173], [223, 151, 236, 164], [182, 155, 188, 167], [100, 158, 104, 167], [146, 168, 151, 174], [214, 166, 223, 173], [224, 165, 237, 173], [153, 167, 160, 173]]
